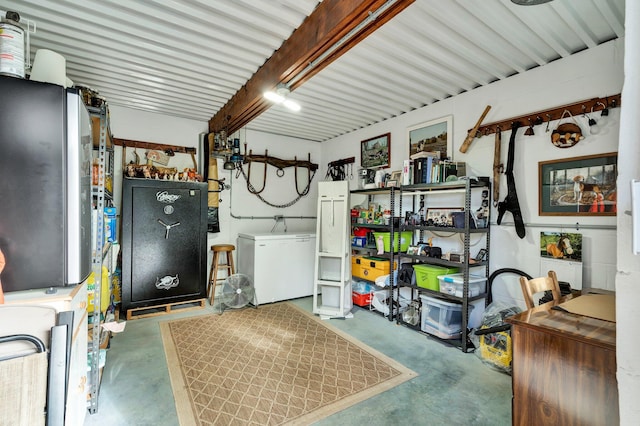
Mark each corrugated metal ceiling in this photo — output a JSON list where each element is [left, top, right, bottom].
[[1, 0, 625, 142]]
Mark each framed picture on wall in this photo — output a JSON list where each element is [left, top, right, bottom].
[[540, 232, 583, 261], [361, 133, 390, 169], [407, 115, 452, 160], [538, 152, 617, 216]]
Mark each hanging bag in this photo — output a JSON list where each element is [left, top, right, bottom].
[[551, 109, 584, 148], [397, 263, 415, 286]]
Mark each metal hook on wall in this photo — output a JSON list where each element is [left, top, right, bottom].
[[545, 114, 551, 132]]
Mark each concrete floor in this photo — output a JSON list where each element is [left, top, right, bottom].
[[83, 297, 512, 426]]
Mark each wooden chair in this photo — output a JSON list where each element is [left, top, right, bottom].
[[519, 270, 561, 309]]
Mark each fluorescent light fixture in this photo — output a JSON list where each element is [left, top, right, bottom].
[[263, 83, 301, 111], [511, 0, 553, 4], [283, 99, 301, 111], [264, 90, 285, 103]]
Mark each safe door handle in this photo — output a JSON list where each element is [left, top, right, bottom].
[[157, 219, 181, 239]]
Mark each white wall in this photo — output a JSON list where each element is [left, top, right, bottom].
[[107, 107, 322, 276], [322, 39, 624, 310], [216, 129, 321, 240], [108, 105, 208, 216], [617, 1, 640, 422]]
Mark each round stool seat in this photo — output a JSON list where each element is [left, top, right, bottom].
[[211, 244, 235, 252]]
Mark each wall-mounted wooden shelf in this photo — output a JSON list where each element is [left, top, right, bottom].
[[113, 137, 196, 154], [471, 93, 621, 137]]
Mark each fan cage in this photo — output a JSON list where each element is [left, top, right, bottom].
[[220, 273, 255, 309]]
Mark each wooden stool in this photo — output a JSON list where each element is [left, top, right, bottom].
[[208, 244, 235, 306]]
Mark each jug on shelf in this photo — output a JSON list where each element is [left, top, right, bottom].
[[374, 170, 385, 188]]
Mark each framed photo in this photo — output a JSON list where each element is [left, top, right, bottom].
[[390, 170, 402, 182], [425, 207, 463, 227], [407, 115, 453, 160], [407, 246, 420, 255], [539, 152, 617, 216], [361, 133, 390, 169], [475, 248, 487, 262], [540, 232, 582, 261]]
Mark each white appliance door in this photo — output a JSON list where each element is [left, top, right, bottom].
[[65, 90, 92, 285]]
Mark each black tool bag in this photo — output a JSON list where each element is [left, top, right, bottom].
[[397, 263, 414, 286]]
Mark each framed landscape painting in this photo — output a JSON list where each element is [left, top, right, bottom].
[[361, 133, 390, 169], [407, 115, 452, 160]]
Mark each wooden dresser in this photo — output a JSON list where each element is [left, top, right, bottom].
[[507, 296, 618, 426]]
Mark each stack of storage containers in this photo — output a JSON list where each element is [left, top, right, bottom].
[[417, 272, 488, 339]]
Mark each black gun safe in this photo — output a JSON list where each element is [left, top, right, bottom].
[[121, 178, 208, 313]]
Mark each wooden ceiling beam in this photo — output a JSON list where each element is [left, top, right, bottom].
[[208, 0, 414, 136]]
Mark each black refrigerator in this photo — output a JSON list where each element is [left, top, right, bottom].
[[0, 76, 93, 292], [121, 178, 208, 312]]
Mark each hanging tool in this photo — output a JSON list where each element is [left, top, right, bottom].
[[203, 133, 221, 233], [326, 165, 346, 181], [545, 114, 551, 132], [246, 149, 268, 194], [206, 133, 220, 207], [493, 127, 503, 207], [238, 149, 318, 207], [325, 156, 355, 181], [497, 122, 526, 238], [294, 155, 314, 196], [459, 105, 491, 154], [244, 150, 318, 172]]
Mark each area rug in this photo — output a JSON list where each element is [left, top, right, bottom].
[[160, 302, 416, 425]]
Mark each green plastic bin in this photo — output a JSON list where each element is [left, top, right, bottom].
[[372, 231, 413, 252], [413, 264, 459, 291]]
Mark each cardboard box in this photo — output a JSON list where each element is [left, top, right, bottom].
[[555, 293, 615, 322]]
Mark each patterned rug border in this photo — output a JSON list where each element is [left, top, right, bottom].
[[160, 302, 417, 426]]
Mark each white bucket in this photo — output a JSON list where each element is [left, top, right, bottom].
[[30, 49, 66, 86], [0, 18, 25, 78]]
